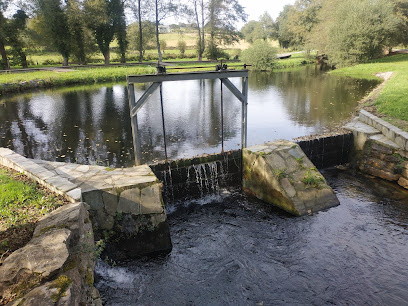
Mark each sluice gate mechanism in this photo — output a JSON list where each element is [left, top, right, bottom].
[[126, 66, 249, 165]]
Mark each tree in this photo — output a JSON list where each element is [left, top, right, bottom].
[[127, 21, 155, 55], [111, 0, 127, 63], [6, 10, 29, 68], [66, 0, 87, 63], [37, 0, 71, 65], [153, 0, 178, 62], [206, 0, 247, 59], [310, 0, 401, 66], [0, 2, 10, 69], [190, 0, 205, 60], [84, 0, 115, 65], [241, 12, 277, 43], [241, 39, 277, 70]]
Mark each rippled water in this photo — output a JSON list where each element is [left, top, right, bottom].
[[95, 169, 408, 305], [0, 66, 377, 166]]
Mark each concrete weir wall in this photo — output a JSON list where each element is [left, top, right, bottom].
[[296, 133, 354, 169], [149, 150, 242, 201]]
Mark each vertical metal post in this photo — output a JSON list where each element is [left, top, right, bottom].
[[220, 79, 224, 153], [241, 76, 249, 149], [159, 83, 168, 162], [128, 83, 142, 165]]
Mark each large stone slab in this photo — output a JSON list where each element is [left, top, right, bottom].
[[344, 119, 381, 151], [243, 140, 339, 216]]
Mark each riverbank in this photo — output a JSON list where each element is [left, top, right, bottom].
[[0, 53, 314, 96], [0, 166, 69, 264], [330, 54, 408, 131]]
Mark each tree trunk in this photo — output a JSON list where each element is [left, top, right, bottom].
[[155, 0, 162, 62], [201, 0, 205, 56], [20, 52, 28, 68], [138, 0, 143, 62], [194, 0, 202, 61], [62, 56, 69, 66], [0, 39, 10, 70], [104, 50, 110, 65]]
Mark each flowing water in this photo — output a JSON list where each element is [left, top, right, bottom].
[[95, 168, 408, 305], [0, 66, 378, 166]]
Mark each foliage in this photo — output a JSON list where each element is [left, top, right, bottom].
[[310, 0, 401, 67], [128, 21, 156, 54], [177, 40, 187, 56], [241, 12, 277, 43], [159, 39, 167, 52], [241, 40, 277, 70], [302, 169, 324, 187], [36, 0, 72, 64]]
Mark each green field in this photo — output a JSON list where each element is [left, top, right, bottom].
[[331, 54, 408, 128]]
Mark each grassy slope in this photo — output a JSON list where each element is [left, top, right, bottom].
[[0, 66, 156, 90], [0, 167, 67, 263], [331, 54, 408, 123]]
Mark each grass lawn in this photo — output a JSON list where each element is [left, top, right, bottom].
[[0, 167, 69, 264], [331, 54, 408, 129], [0, 66, 156, 91]]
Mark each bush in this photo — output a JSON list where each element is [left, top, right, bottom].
[[204, 42, 229, 60], [177, 40, 187, 56], [241, 40, 277, 70]]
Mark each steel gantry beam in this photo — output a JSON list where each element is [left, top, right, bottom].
[[127, 69, 249, 165]]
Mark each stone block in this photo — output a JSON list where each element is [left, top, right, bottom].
[[398, 177, 408, 189], [103, 190, 118, 216], [0, 229, 71, 298], [117, 188, 141, 214], [82, 190, 104, 210], [243, 140, 339, 216], [140, 184, 164, 214]]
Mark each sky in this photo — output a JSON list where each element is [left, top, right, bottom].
[[243, 0, 296, 21]]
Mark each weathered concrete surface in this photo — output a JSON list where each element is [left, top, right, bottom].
[[0, 148, 173, 259], [0, 203, 101, 305], [243, 140, 339, 216], [345, 110, 408, 190]]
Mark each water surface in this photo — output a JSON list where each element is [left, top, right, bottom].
[[95, 169, 408, 305], [0, 66, 377, 166]]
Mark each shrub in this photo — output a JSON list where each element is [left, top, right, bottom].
[[177, 40, 187, 56], [241, 40, 277, 70]]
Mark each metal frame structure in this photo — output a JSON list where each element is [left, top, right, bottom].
[[127, 70, 249, 165]]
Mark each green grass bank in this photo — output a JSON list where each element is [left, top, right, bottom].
[[0, 167, 68, 264], [331, 54, 408, 129]]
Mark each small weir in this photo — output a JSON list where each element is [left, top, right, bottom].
[[150, 150, 241, 202]]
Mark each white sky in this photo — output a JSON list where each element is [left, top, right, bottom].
[[242, 0, 296, 21], [166, 0, 296, 28]]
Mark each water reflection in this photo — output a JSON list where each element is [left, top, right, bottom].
[[0, 67, 378, 167]]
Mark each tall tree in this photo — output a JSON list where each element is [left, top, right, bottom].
[[111, 0, 127, 63], [37, 0, 71, 65], [0, 0, 10, 69], [206, 0, 247, 59], [309, 0, 401, 66], [6, 10, 29, 68], [153, 0, 178, 62], [84, 0, 115, 64], [190, 0, 205, 60], [66, 0, 86, 63]]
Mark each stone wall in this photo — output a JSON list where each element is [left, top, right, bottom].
[[0, 203, 102, 305], [345, 110, 408, 189]]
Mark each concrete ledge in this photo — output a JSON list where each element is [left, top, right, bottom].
[[359, 110, 408, 151], [0, 148, 81, 203]]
